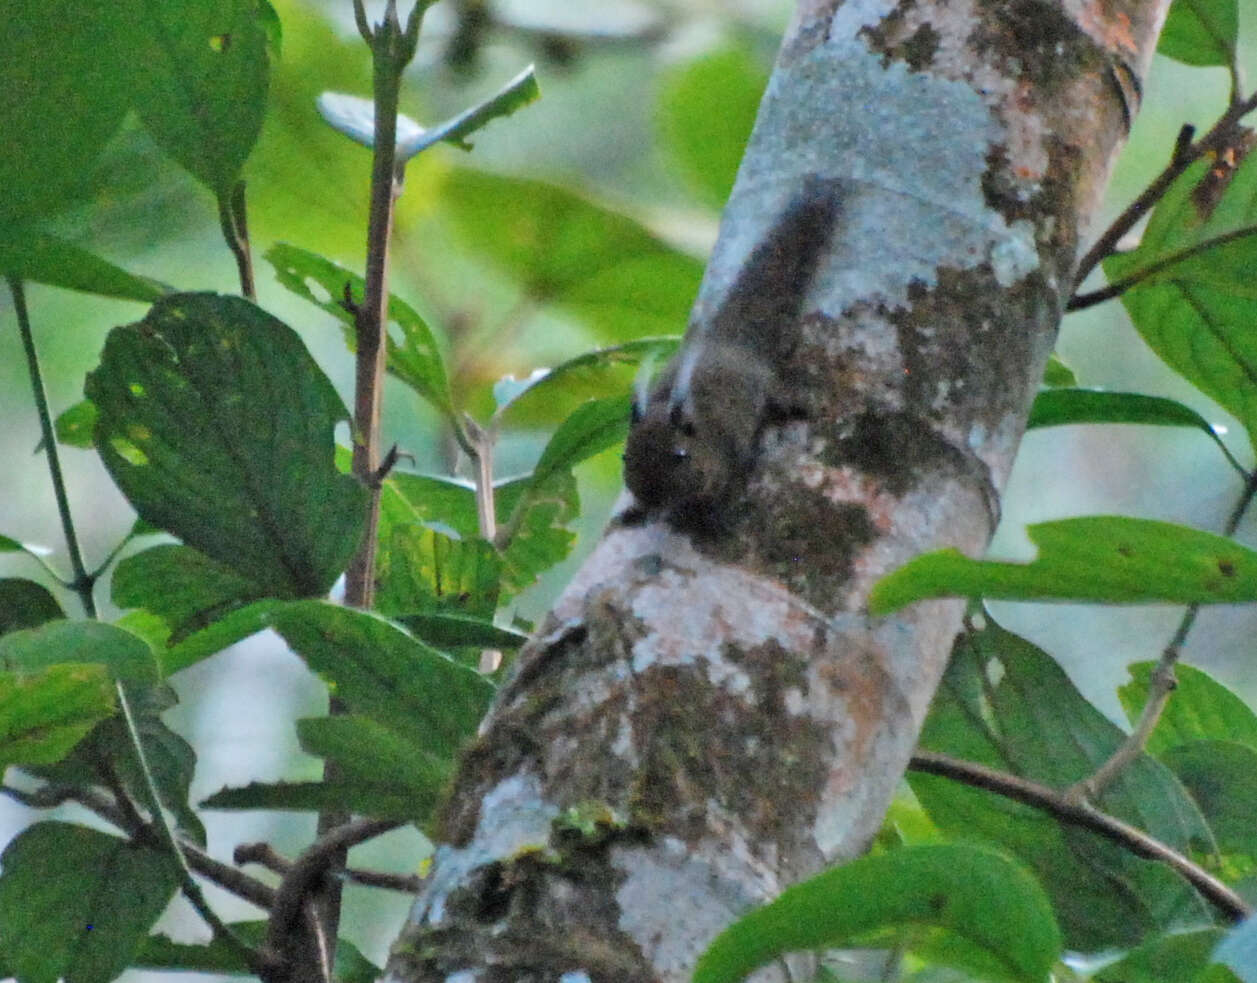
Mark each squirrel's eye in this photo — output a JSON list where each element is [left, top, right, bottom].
[[679, 420, 696, 438]]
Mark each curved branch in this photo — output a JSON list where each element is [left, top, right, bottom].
[[909, 750, 1251, 923]]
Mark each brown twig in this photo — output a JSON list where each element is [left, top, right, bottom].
[[1067, 225, 1257, 310], [1073, 92, 1257, 288], [1, 782, 276, 912], [909, 750, 1251, 923], [263, 818, 403, 981], [236, 839, 424, 893]]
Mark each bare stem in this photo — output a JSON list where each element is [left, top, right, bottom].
[[1073, 91, 1257, 287], [345, 0, 417, 612], [1068, 225, 1257, 311], [8, 277, 96, 617], [910, 750, 1251, 923]]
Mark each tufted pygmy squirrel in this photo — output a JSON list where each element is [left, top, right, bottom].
[[623, 177, 843, 528]]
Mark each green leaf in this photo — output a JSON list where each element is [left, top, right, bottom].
[[0, 7, 134, 224], [394, 64, 540, 158], [137, 922, 380, 981], [1215, 912, 1257, 982], [395, 613, 529, 651], [87, 292, 367, 598], [0, 663, 115, 769], [129, 0, 271, 194], [1104, 156, 1257, 453], [1157, 0, 1238, 67], [1094, 928, 1226, 983], [387, 471, 480, 538], [1042, 353, 1077, 388], [1027, 389, 1243, 474], [492, 336, 680, 427], [377, 523, 502, 620], [201, 778, 423, 820], [657, 43, 768, 208], [264, 243, 453, 415], [1119, 662, 1257, 755], [29, 681, 207, 846], [112, 544, 267, 643], [53, 400, 99, 449], [136, 923, 263, 975], [911, 615, 1213, 950], [317, 66, 540, 161], [0, 620, 159, 683], [870, 516, 1257, 613], [162, 598, 285, 675], [0, 822, 180, 983], [0, 579, 65, 635], [295, 714, 452, 821], [693, 844, 1060, 983], [1160, 740, 1257, 861], [0, 234, 168, 302], [267, 601, 494, 757], [440, 167, 705, 342], [496, 470, 579, 597], [533, 396, 632, 481], [299, 714, 452, 787]]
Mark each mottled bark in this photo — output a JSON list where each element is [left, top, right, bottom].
[[386, 2, 1169, 980]]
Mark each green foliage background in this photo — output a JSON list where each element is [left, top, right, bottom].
[[3, 0, 1257, 981]]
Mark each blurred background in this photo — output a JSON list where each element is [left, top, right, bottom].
[[1, 0, 1255, 977]]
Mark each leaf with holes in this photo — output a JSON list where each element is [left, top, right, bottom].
[[265, 243, 453, 415], [87, 293, 366, 598]]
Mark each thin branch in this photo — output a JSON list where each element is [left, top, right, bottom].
[[265, 818, 402, 979], [1073, 91, 1257, 287], [1072, 468, 1257, 800], [8, 277, 96, 617], [329, 3, 427, 969], [1067, 225, 1257, 310], [1, 781, 277, 911], [345, 0, 411, 612], [236, 839, 423, 893], [909, 750, 1251, 923]]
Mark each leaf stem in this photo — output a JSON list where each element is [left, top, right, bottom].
[[8, 277, 96, 617], [218, 181, 256, 300]]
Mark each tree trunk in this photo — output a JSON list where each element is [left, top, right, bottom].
[[386, 2, 1168, 980]]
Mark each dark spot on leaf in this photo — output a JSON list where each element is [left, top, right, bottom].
[[1218, 558, 1236, 577], [1116, 544, 1133, 558]]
